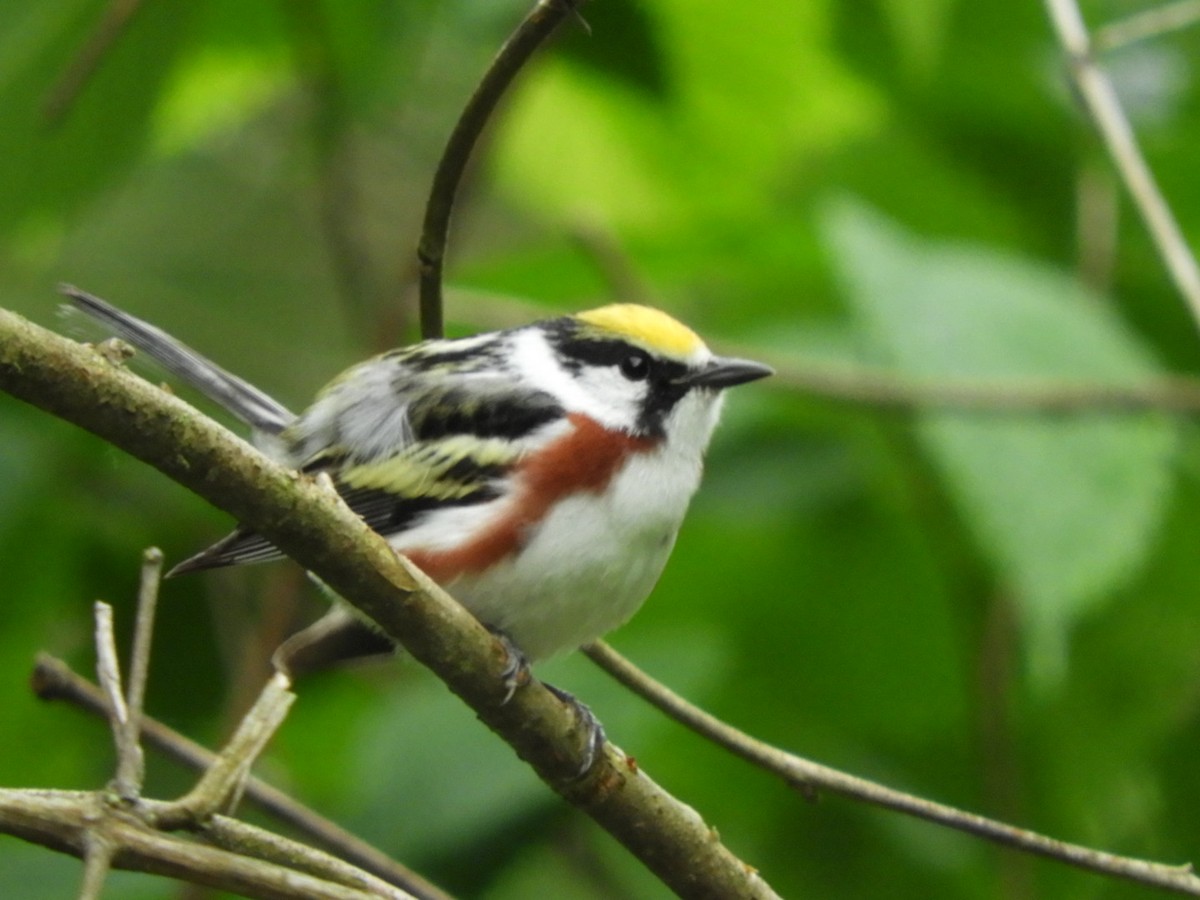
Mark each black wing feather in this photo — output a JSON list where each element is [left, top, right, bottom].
[[169, 365, 563, 577]]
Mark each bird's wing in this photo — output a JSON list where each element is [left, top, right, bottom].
[[169, 360, 564, 576]]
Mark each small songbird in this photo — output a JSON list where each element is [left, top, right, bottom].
[[65, 288, 772, 664]]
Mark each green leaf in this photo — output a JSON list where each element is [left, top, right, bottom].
[[822, 198, 1176, 681]]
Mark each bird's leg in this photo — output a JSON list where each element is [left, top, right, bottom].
[[273, 607, 395, 679]]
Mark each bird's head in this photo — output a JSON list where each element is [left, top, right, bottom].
[[515, 304, 773, 448]]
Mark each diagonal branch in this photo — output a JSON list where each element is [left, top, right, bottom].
[[0, 303, 777, 900], [583, 642, 1200, 897], [152, 672, 296, 830], [1093, 0, 1200, 52], [1044, 0, 1200, 332]]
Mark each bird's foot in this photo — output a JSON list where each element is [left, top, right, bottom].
[[486, 625, 532, 704], [544, 683, 607, 779]]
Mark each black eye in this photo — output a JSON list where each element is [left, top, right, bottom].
[[619, 350, 651, 381]]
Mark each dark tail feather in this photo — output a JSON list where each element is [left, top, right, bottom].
[[60, 284, 296, 436], [167, 528, 287, 577]]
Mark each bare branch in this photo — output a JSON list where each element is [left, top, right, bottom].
[[417, 0, 586, 338], [125, 548, 162, 734], [78, 831, 115, 900], [583, 641, 1200, 896], [31, 655, 453, 900], [197, 815, 413, 899], [108, 547, 163, 799], [93, 601, 143, 803], [0, 789, 406, 900], [759, 354, 1200, 413], [155, 672, 296, 829], [1093, 0, 1200, 52], [1043, 0, 1200, 332], [26, 558, 415, 898]]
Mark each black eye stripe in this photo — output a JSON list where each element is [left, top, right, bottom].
[[553, 335, 688, 382]]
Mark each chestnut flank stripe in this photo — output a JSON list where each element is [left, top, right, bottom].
[[406, 414, 656, 582]]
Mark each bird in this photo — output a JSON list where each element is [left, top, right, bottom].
[[63, 287, 772, 669]]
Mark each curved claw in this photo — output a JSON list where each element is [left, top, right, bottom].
[[486, 626, 531, 703], [482, 628, 605, 776], [544, 683, 607, 779]]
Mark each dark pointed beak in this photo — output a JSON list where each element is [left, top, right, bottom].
[[680, 356, 774, 390]]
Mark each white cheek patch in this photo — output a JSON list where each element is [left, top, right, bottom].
[[510, 329, 644, 431], [571, 365, 647, 431]]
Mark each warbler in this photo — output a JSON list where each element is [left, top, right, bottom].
[[65, 287, 772, 664]]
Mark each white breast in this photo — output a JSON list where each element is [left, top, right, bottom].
[[433, 441, 704, 661], [388, 385, 724, 661]]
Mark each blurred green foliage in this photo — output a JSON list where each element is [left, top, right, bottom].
[[1, 1, 1199, 897]]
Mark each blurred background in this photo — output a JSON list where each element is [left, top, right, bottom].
[[2, 0, 1199, 897]]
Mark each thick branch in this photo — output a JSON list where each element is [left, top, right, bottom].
[[0, 305, 776, 899]]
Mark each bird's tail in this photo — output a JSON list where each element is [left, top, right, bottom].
[[60, 284, 296, 436]]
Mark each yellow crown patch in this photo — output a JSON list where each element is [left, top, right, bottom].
[[576, 305, 705, 359]]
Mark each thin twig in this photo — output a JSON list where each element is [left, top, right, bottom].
[[759, 355, 1200, 414], [198, 815, 414, 899], [43, 0, 147, 124], [67, 561, 411, 897], [115, 547, 162, 796], [156, 672, 295, 829], [126, 548, 162, 725], [583, 641, 1200, 896], [78, 831, 115, 900], [1044, 0, 1200, 333], [1093, 0, 1200, 52], [36, 631, 403, 898], [93, 602, 143, 802], [31, 655, 454, 900], [417, 0, 585, 338], [92, 603, 126, 727]]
